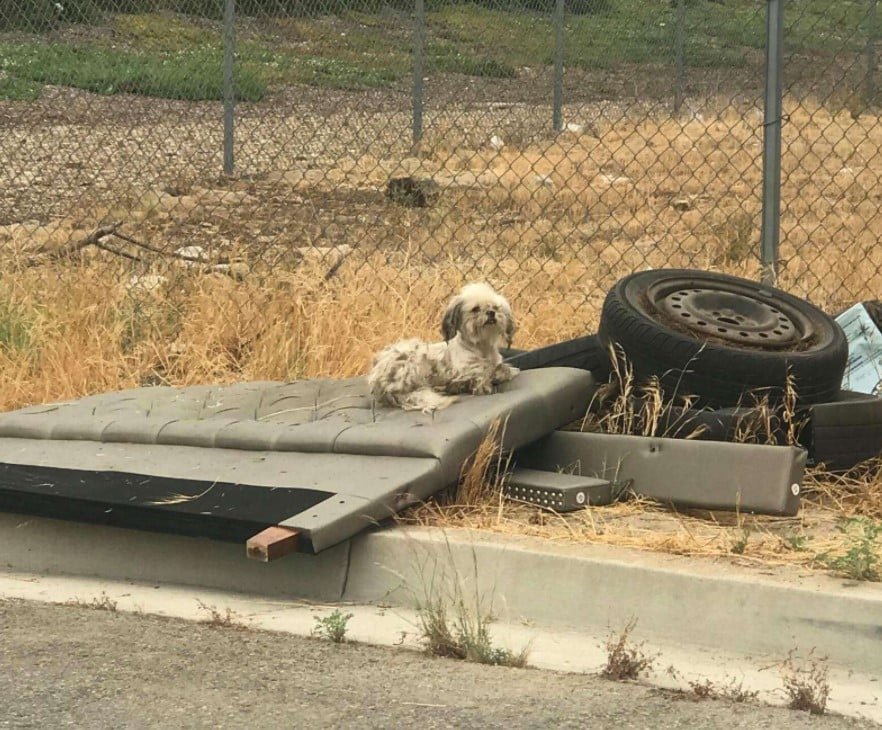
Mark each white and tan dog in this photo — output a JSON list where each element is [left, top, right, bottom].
[[368, 283, 520, 412]]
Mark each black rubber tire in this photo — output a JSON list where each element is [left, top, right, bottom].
[[654, 403, 775, 442], [624, 398, 806, 444], [635, 389, 882, 472], [598, 269, 848, 407], [809, 390, 882, 470], [502, 335, 611, 381]]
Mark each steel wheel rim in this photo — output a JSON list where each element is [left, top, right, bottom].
[[645, 278, 815, 349]]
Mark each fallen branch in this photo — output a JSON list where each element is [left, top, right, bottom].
[[24, 221, 122, 267], [111, 229, 232, 265], [323, 247, 352, 281], [94, 239, 144, 263], [23, 222, 349, 282]]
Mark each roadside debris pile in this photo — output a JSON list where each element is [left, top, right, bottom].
[[0, 268, 878, 559]]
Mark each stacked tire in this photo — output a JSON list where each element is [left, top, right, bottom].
[[506, 269, 882, 470], [597, 269, 848, 408]]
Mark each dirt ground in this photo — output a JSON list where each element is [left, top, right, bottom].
[[3, 81, 881, 314]]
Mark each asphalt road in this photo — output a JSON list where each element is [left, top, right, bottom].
[[0, 599, 877, 729]]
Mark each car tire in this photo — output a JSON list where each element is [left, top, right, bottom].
[[599, 269, 848, 407], [656, 390, 882, 471], [809, 390, 882, 470]]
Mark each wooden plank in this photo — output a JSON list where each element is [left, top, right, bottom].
[[246, 526, 300, 562], [0, 463, 330, 547]]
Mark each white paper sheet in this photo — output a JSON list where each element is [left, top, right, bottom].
[[835, 302, 882, 395]]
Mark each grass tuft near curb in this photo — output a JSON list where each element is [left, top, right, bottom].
[[601, 618, 656, 681]]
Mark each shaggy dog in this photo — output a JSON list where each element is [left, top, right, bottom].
[[368, 283, 520, 412]]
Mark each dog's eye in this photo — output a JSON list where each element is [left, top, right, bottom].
[[472, 306, 481, 313]]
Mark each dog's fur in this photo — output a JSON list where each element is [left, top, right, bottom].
[[368, 283, 520, 412]]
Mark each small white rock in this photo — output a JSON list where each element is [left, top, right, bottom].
[[598, 173, 631, 186], [534, 174, 553, 187], [489, 135, 505, 151], [175, 245, 207, 261], [565, 122, 585, 134], [127, 274, 166, 294], [169, 340, 188, 356]]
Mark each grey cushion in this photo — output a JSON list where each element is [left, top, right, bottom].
[[0, 368, 596, 552], [0, 369, 593, 463]]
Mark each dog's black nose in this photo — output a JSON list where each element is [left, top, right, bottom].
[[486, 311, 496, 322]]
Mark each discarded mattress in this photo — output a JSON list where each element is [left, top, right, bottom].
[[0, 368, 593, 553]]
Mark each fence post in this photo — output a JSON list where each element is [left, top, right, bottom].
[[223, 0, 235, 175], [867, 0, 878, 105], [553, 0, 565, 132], [674, 0, 686, 115], [412, 0, 426, 145], [760, 0, 784, 285]]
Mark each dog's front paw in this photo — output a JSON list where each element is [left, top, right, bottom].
[[471, 379, 494, 396], [494, 363, 520, 384]]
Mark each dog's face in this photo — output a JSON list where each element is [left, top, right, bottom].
[[441, 282, 516, 348]]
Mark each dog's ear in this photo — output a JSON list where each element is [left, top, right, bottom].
[[504, 316, 516, 348], [502, 304, 517, 347], [441, 296, 463, 342]]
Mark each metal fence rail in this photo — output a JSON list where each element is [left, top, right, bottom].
[[1, 0, 881, 389]]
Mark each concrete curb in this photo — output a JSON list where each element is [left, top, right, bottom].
[[2, 513, 881, 677], [345, 528, 882, 677]]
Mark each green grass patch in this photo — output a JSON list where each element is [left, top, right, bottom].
[[424, 0, 881, 71], [0, 300, 36, 354], [2, 0, 106, 31], [430, 6, 552, 69], [112, 12, 222, 53], [428, 43, 517, 78], [429, 2, 756, 70], [815, 517, 881, 582], [282, 15, 411, 76], [783, 0, 880, 56], [282, 55, 399, 89], [0, 73, 42, 101], [3, 1, 878, 102], [0, 42, 266, 101]]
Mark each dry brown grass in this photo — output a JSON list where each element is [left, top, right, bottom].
[[0, 251, 877, 579], [66, 591, 119, 612], [5, 95, 882, 316], [805, 464, 882, 521], [412, 496, 882, 583], [601, 618, 657, 681], [583, 351, 807, 446], [195, 599, 244, 629], [0, 256, 603, 411], [780, 650, 831, 716], [406, 392, 882, 579], [455, 418, 511, 507], [408, 483, 840, 571]]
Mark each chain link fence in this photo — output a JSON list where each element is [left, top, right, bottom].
[[0, 0, 881, 399]]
